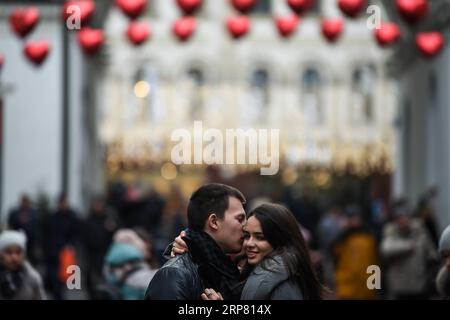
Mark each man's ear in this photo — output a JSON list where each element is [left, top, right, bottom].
[[206, 213, 220, 231]]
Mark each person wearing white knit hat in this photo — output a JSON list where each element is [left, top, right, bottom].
[[0, 230, 46, 300], [436, 225, 450, 299]]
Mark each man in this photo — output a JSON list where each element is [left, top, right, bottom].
[[8, 195, 40, 264], [145, 183, 246, 300], [381, 203, 437, 299], [436, 225, 450, 299], [0, 230, 46, 300], [44, 194, 80, 300]]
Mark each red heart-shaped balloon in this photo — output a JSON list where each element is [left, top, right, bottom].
[[176, 0, 203, 15], [226, 16, 251, 39], [115, 0, 147, 20], [287, 0, 314, 15], [396, 0, 428, 25], [10, 7, 40, 39], [416, 32, 444, 58], [230, 0, 256, 14], [172, 17, 196, 42], [374, 22, 401, 47], [77, 28, 104, 54], [321, 18, 344, 43], [62, 0, 95, 26], [127, 21, 151, 45], [275, 15, 300, 38], [338, 0, 366, 18], [24, 41, 50, 66]]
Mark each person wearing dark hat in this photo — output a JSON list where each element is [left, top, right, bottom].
[[436, 225, 450, 299], [381, 202, 437, 299], [0, 230, 46, 300]]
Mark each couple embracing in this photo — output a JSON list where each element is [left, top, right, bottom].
[[145, 183, 324, 300]]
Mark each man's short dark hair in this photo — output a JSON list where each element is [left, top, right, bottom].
[[187, 183, 246, 231]]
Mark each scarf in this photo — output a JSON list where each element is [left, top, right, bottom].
[[184, 229, 242, 300], [0, 265, 25, 299]]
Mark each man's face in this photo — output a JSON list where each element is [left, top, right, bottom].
[[0, 245, 25, 271], [214, 196, 246, 254]]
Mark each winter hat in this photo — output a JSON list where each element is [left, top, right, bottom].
[[438, 225, 450, 254], [0, 230, 27, 253], [105, 242, 144, 267]]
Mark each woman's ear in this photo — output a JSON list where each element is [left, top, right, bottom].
[[207, 213, 219, 231]]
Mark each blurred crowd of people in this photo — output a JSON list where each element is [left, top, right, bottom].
[[1, 181, 450, 300]]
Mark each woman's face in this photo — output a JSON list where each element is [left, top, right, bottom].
[[243, 216, 274, 266]]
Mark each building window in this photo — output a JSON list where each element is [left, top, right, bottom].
[[301, 68, 323, 126], [252, 0, 271, 15], [351, 65, 376, 125], [249, 69, 270, 121], [185, 68, 205, 120]]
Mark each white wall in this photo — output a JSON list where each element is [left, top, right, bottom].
[[0, 7, 62, 223], [0, 5, 93, 223], [395, 45, 450, 231]]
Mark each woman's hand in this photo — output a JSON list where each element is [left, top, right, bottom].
[[201, 288, 224, 300], [171, 230, 188, 257]]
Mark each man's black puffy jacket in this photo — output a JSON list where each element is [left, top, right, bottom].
[[144, 230, 242, 300], [144, 253, 204, 300]]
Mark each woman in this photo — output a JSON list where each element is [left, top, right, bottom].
[[0, 230, 46, 300], [202, 203, 324, 300]]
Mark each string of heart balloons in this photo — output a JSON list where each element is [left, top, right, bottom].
[[1, 0, 445, 69]]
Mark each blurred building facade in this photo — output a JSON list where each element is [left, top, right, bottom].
[[100, 0, 396, 187], [0, 0, 405, 225]]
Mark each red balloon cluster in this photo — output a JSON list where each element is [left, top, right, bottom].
[[4, 0, 447, 67], [9, 7, 53, 66], [226, 0, 254, 40]]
